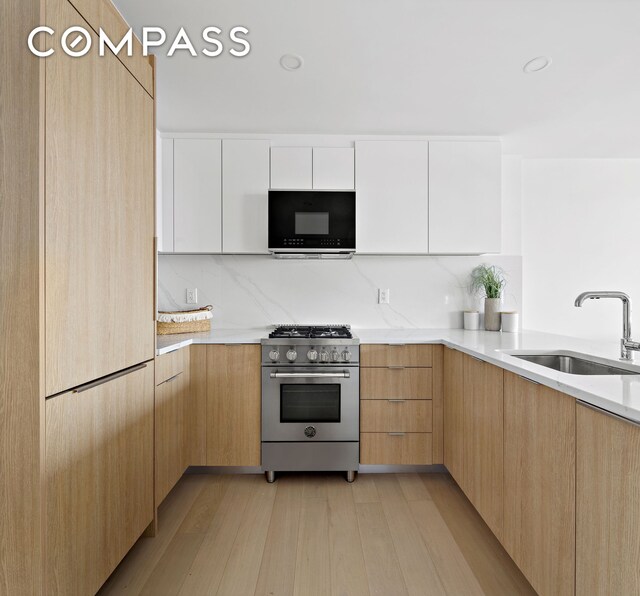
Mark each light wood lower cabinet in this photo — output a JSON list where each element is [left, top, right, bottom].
[[361, 344, 434, 367], [444, 349, 503, 539], [155, 348, 190, 505], [576, 403, 640, 595], [360, 344, 441, 465], [361, 400, 432, 433], [361, 367, 433, 400], [46, 363, 154, 596], [360, 433, 432, 465], [186, 345, 208, 465], [443, 347, 465, 486], [206, 345, 261, 466], [463, 354, 504, 541], [503, 371, 575, 596]]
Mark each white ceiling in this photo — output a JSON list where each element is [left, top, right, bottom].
[[114, 0, 640, 157]]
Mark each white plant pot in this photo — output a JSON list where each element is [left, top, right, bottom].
[[484, 298, 502, 331]]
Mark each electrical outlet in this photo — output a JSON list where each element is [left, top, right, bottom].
[[186, 288, 198, 304], [378, 288, 390, 304]]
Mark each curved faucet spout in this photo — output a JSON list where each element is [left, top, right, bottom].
[[574, 290, 631, 308], [574, 291, 635, 360]]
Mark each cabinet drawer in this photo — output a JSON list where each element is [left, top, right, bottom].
[[360, 433, 432, 465], [361, 400, 432, 433], [361, 344, 433, 367], [155, 348, 186, 385], [361, 367, 432, 400]]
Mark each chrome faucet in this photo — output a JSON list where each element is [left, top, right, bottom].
[[574, 291, 640, 360]]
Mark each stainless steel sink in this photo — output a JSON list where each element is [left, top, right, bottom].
[[510, 353, 639, 376]]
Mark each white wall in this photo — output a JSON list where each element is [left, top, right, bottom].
[[158, 254, 522, 329], [522, 159, 640, 342]]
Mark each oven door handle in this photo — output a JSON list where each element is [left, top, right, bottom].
[[269, 371, 351, 379]]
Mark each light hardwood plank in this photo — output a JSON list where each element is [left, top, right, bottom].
[[216, 478, 277, 596], [326, 478, 370, 596], [373, 474, 405, 502], [139, 534, 203, 596], [178, 475, 229, 536], [98, 476, 206, 594], [381, 498, 446, 596], [178, 476, 255, 595], [254, 477, 303, 596], [302, 473, 329, 500], [293, 497, 331, 596], [357, 502, 409, 596], [424, 474, 536, 596], [410, 499, 484, 596], [100, 473, 540, 596], [396, 473, 432, 502], [351, 473, 380, 504]]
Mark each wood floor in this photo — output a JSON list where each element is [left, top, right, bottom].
[[98, 473, 535, 596]]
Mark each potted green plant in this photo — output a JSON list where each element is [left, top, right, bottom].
[[470, 264, 506, 331]]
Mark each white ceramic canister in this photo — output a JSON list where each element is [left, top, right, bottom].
[[501, 311, 519, 333], [463, 311, 480, 330]]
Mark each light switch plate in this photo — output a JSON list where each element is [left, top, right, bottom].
[[186, 288, 198, 304], [378, 288, 390, 304]]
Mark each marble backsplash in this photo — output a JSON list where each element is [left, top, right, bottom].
[[158, 254, 523, 329]]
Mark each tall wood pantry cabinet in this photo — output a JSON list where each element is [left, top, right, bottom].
[[2, 0, 156, 593]]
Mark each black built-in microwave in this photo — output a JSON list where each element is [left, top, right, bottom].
[[268, 190, 356, 258]]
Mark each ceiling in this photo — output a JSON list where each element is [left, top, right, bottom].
[[113, 0, 640, 157]]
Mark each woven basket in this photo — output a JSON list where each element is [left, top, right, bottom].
[[157, 306, 213, 335]]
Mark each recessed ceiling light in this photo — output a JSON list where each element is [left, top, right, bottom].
[[523, 56, 552, 73], [280, 54, 304, 71]]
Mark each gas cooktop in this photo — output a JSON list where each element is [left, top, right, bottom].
[[268, 324, 353, 340]]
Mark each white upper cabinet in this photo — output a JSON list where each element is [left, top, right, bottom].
[[428, 141, 502, 254], [222, 140, 270, 254], [270, 147, 313, 189], [355, 141, 429, 254], [312, 147, 355, 189], [173, 139, 222, 253]]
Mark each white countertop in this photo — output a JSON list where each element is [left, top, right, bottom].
[[157, 327, 640, 424]]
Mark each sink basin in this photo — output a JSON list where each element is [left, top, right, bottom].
[[509, 353, 639, 376]]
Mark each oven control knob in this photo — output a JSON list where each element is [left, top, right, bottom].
[[268, 349, 280, 362], [286, 348, 298, 362], [304, 426, 317, 438], [319, 349, 330, 363], [341, 350, 352, 362], [331, 349, 340, 362], [307, 349, 318, 362]]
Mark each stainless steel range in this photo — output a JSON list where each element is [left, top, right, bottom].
[[261, 325, 360, 483]]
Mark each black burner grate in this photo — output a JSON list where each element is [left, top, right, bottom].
[[269, 325, 352, 339]]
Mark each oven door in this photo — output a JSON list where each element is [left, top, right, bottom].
[[268, 190, 356, 252], [262, 366, 359, 442]]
